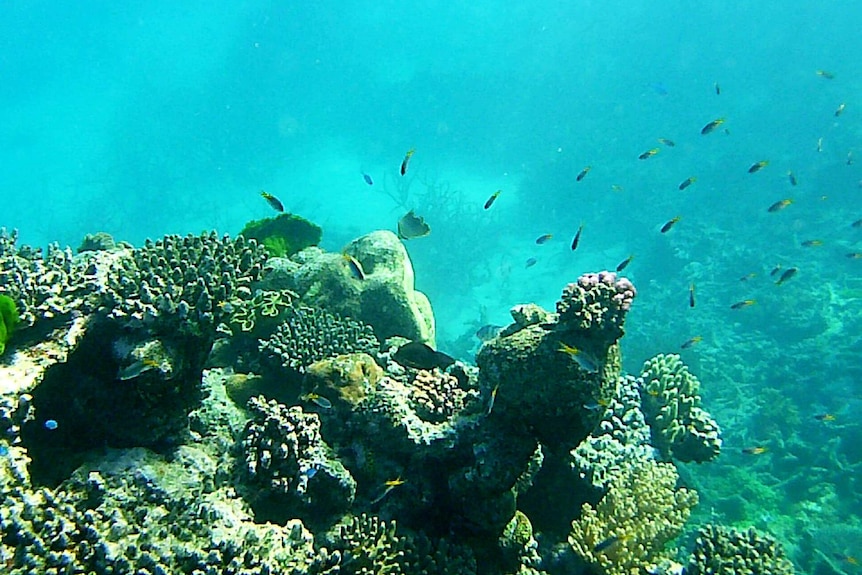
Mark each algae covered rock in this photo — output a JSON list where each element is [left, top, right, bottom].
[[261, 230, 435, 345], [239, 212, 322, 257]]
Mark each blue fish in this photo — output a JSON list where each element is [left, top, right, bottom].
[[649, 82, 668, 96], [44, 419, 58, 430], [362, 173, 374, 186]]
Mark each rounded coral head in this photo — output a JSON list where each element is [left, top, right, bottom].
[[557, 271, 637, 341]]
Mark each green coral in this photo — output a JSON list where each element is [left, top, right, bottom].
[[639, 354, 722, 463], [239, 213, 322, 258], [568, 458, 698, 575], [0, 293, 20, 355]]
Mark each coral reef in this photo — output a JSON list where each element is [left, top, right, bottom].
[[0, 223, 742, 575], [0, 228, 103, 327], [103, 232, 267, 334], [76, 231, 119, 253], [240, 396, 355, 527], [476, 273, 632, 450], [556, 271, 637, 344], [639, 353, 722, 463], [259, 306, 379, 373], [321, 513, 478, 574], [239, 212, 323, 258], [687, 525, 795, 575], [407, 368, 471, 423], [570, 375, 654, 489], [568, 458, 699, 575], [260, 230, 436, 345]]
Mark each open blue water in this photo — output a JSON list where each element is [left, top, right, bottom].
[[2, 2, 861, 570]]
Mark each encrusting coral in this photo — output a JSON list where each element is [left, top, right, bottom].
[[568, 458, 698, 575], [639, 353, 722, 463]]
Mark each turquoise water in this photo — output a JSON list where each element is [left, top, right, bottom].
[[3, 1, 861, 570]]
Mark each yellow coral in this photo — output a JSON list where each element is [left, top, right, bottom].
[[568, 458, 698, 575]]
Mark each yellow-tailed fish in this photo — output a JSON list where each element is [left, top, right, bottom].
[[535, 233, 553, 245], [371, 476, 406, 504], [610, 184, 624, 192], [730, 299, 756, 310], [400, 148, 415, 175], [848, 151, 854, 165], [817, 137, 824, 152], [616, 255, 634, 272], [118, 358, 161, 381], [397, 210, 431, 240], [638, 147, 660, 160], [714, 82, 721, 95], [740, 272, 757, 282], [853, 219, 862, 228], [342, 254, 366, 280], [660, 216, 681, 234], [678, 176, 696, 190], [301, 392, 333, 410], [743, 446, 768, 455], [681, 336, 702, 349], [835, 103, 846, 117], [801, 239, 823, 247], [557, 342, 600, 373], [362, 172, 374, 185], [701, 118, 725, 135], [846, 252, 862, 260], [261, 190, 284, 212], [787, 171, 797, 186], [570, 224, 584, 251], [767, 199, 793, 212], [748, 160, 769, 173], [658, 138, 675, 147], [525, 257, 537, 268], [814, 413, 837, 422], [576, 166, 591, 181], [484, 190, 502, 210], [775, 268, 799, 285], [770, 264, 782, 277], [487, 383, 500, 415], [815, 69, 834, 79], [688, 283, 695, 308]]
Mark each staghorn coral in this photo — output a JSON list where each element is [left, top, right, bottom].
[[259, 305, 379, 373], [571, 375, 654, 489], [639, 354, 722, 463], [241, 396, 355, 524], [323, 513, 477, 575], [556, 271, 636, 343], [568, 458, 698, 575], [687, 524, 795, 575]]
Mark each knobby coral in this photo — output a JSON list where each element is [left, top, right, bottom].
[[568, 458, 698, 575], [639, 354, 721, 463]]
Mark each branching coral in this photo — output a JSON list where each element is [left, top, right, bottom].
[[324, 513, 477, 574], [571, 375, 654, 489], [259, 306, 379, 373], [639, 354, 721, 463], [568, 458, 698, 575]]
